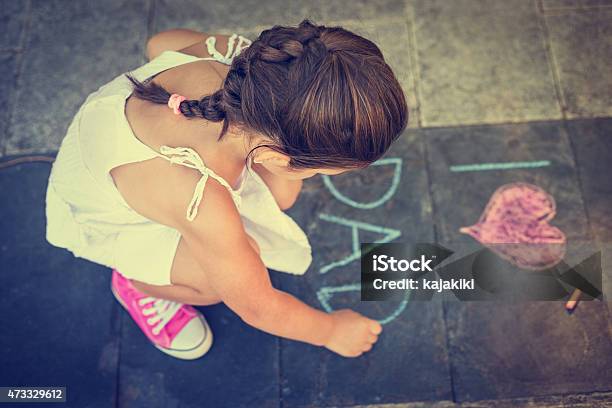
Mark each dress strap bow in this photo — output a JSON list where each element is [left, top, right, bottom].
[[205, 33, 252, 65], [159, 145, 242, 221]]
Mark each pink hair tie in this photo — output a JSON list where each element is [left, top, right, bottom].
[[168, 93, 186, 115]]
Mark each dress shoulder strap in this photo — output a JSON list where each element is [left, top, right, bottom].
[[157, 145, 243, 221], [125, 33, 251, 83], [203, 33, 252, 65]]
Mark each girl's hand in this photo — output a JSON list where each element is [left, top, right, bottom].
[[323, 309, 382, 357]]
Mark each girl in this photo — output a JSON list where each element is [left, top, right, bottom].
[[45, 19, 408, 360]]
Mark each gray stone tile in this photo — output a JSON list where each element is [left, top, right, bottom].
[[154, 0, 406, 33], [542, 0, 612, 9], [445, 301, 612, 401], [544, 8, 612, 118], [424, 121, 591, 244], [155, 0, 305, 33], [348, 391, 612, 408], [118, 303, 280, 408], [278, 131, 451, 406], [0, 52, 17, 155], [411, 0, 561, 127], [319, 0, 407, 22], [279, 299, 451, 407], [566, 118, 612, 242], [0, 162, 120, 408], [5, 0, 149, 155], [0, 0, 28, 49]]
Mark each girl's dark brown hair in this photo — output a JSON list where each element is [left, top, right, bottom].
[[125, 19, 409, 170]]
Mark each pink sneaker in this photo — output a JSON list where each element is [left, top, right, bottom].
[[110, 269, 213, 360]]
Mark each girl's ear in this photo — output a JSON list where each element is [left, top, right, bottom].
[[253, 148, 290, 166]]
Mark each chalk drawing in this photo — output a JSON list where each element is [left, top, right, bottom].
[[317, 283, 410, 325], [318, 213, 402, 274], [314, 158, 407, 323], [321, 157, 403, 209], [450, 160, 551, 173]]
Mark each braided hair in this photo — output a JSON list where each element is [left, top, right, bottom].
[[126, 19, 408, 170]]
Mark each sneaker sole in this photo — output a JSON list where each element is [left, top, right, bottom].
[[111, 282, 213, 360]]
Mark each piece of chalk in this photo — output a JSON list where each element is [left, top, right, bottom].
[[565, 289, 581, 314]]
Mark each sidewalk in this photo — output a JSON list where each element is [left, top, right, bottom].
[[1, 1, 611, 407]]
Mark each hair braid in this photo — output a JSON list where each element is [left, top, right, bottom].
[[124, 74, 226, 122], [246, 21, 326, 65], [125, 18, 409, 170]]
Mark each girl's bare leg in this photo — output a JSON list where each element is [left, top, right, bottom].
[[126, 234, 261, 306]]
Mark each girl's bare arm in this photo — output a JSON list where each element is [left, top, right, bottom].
[[164, 175, 335, 346]]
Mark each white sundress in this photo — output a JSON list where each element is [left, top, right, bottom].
[[44, 33, 313, 286]]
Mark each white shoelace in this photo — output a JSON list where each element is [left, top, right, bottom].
[[138, 297, 183, 335]]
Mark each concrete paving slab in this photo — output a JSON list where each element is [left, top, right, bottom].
[[567, 118, 612, 300], [445, 301, 612, 402], [410, 0, 561, 127], [0, 52, 18, 155], [0, 0, 28, 50], [154, 0, 407, 33], [277, 131, 452, 406], [347, 390, 612, 407], [0, 159, 120, 408], [424, 121, 590, 244], [1, 2, 611, 407], [545, 4, 612, 118], [277, 287, 451, 407], [5, 0, 149, 155], [542, 0, 612, 10], [566, 118, 612, 242], [118, 299, 280, 408], [544, 8, 612, 118]]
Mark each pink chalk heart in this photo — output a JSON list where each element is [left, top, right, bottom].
[[459, 182, 567, 270]]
